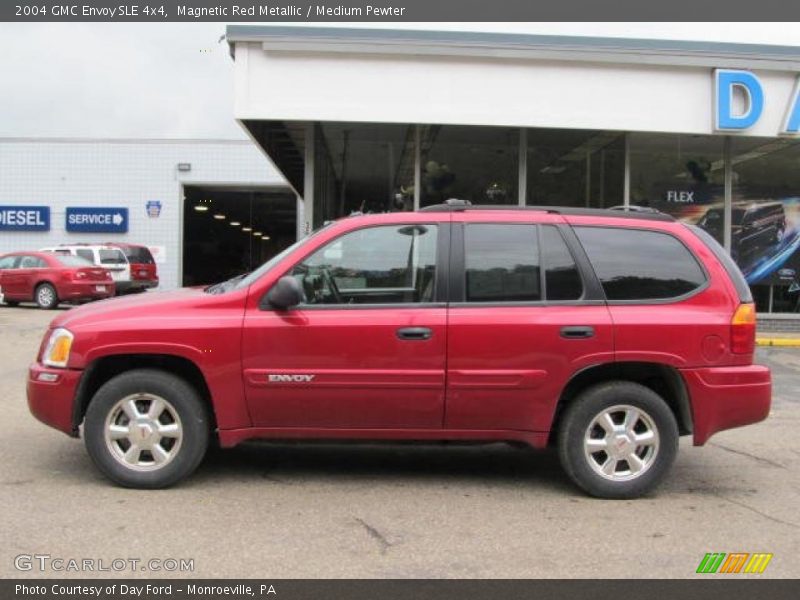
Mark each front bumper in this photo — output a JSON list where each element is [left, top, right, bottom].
[[27, 363, 82, 436], [681, 364, 771, 445]]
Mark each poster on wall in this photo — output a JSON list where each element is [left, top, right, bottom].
[[647, 185, 800, 289]]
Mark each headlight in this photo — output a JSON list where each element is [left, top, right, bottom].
[[41, 328, 74, 368]]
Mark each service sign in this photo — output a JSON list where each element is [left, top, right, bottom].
[[0, 205, 50, 231], [66, 207, 128, 233]]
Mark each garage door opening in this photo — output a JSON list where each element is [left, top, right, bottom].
[[182, 185, 297, 286]]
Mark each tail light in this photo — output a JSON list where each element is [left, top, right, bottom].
[[72, 270, 87, 280], [731, 303, 756, 354]]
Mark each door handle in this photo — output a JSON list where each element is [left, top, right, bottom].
[[560, 326, 595, 339], [396, 327, 433, 341]]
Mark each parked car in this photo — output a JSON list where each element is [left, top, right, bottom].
[[39, 244, 136, 294], [104, 243, 159, 293], [698, 201, 787, 261], [0, 251, 114, 309], [27, 205, 770, 498]]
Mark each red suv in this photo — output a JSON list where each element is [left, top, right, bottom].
[[0, 251, 114, 309], [27, 205, 771, 498], [104, 243, 159, 293]]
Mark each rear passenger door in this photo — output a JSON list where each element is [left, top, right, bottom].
[[571, 225, 716, 367], [445, 214, 614, 434]]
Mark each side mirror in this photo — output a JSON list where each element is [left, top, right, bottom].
[[263, 276, 304, 310]]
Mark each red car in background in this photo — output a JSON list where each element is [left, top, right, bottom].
[[105, 243, 159, 293], [0, 251, 114, 309]]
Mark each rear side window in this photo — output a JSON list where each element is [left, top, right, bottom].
[[464, 224, 540, 302], [55, 255, 94, 267], [541, 226, 583, 301], [76, 249, 94, 263], [575, 226, 706, 301], [99, 249, 127, 265]]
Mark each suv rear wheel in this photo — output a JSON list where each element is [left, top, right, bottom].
[[84, 369, 210, 488], [557, 381, 678, 499]]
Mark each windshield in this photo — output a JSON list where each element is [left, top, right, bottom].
[[55, 255, 94, 267], [230, 226, 332, 292]]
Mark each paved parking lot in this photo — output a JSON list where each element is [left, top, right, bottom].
[[1, 305, 798, 578]]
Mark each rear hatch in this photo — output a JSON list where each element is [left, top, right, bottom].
[[99, 248, 130, 282], [118, 245, 157, 281]]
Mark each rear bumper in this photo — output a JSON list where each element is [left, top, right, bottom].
[[59, 281, 115, 300], [681, 364, 771, 445], [27, 363, 82, 436]]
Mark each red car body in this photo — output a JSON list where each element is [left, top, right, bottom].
[[28, 208, 770, 455], [0, 251, 115, 307]]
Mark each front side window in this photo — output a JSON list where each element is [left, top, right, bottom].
[[0, 256, 17, 269], [575, 226, 707, 301], [464, 224, 540, 302], [290, 224, 438, 305]]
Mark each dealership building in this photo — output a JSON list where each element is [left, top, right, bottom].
[[225, 25, 800, 318], [0, 138, 297, 290]]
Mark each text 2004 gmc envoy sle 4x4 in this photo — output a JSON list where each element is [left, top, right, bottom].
[[27, 203, 771, 498]]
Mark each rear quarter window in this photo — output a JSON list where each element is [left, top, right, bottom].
[[574, 226, 707, 301]]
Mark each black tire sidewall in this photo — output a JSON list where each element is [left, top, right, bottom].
[[84, 369, 209, 489], [558, 381, 679, 499], [35, 283, 58, 309]]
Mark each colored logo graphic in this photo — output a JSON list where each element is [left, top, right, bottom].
[[146, 201, 162, 218], [696, 552, 773, 574]]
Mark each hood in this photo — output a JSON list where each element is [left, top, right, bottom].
[[49, 287, 234, 331]]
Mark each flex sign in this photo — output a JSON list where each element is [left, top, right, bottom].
[[0, 206, 50, 231], [66, 207, 128, 233], [714, 68, 800, 134]]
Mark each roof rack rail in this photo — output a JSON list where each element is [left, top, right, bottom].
[[418, 203, 674, 222]]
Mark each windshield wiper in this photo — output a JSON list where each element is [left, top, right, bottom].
[[204, 273, 248, 295]]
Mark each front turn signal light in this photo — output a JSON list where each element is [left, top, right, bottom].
[[42, 328, 74, 368]]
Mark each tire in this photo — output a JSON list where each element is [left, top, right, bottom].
[[84, 369, 210, 489], [35, 283, 58, 309], [557, 381, 678, 499]]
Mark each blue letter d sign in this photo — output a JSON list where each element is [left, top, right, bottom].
[[715, 69, 764, 131]]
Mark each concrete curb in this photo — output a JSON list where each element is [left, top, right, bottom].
[[756, 338, 800, 347]]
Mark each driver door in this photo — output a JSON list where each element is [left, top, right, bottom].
[[242, 222, 448, 429]]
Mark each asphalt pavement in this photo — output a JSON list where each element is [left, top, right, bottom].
[[1, 305, 798, 578]]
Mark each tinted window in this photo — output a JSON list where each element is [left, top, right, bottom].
[[55, 255, 94, 267], [542, 226, 583, 301], [0, 256, 17, 269], [575, 226, 706, 301], [120, 246, 155, 264], [76, 249, 95, 263], [465, 224, 540, 302], [291, 224, 438, 305], [99, 249, 127, 265]]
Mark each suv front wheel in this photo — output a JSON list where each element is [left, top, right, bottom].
[[84, 369, 210, 488], [557, 381, 678, 499]]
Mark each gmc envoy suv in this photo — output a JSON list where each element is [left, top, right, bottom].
[[27, 203, 771, 498]]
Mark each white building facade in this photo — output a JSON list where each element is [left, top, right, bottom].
[[0, 138, 292, 290]]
